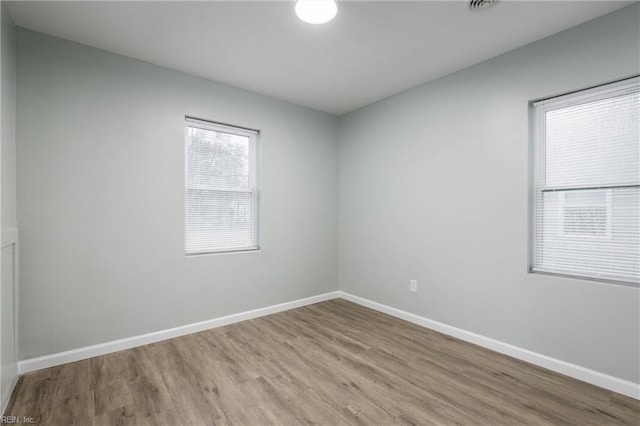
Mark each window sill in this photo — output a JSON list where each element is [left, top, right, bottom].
[[186, 248, 261, 257], [528, 269, 638, 288]]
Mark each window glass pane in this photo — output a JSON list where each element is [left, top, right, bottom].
[[538, 188, 639, 282], [186, 189, 256, 252], [187, 126, 251, 190], [545, 92, 639, 188]]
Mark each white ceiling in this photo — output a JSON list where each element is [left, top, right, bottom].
[[7, 1, 633, 115]]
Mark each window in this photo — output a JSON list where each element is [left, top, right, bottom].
[[531, 77, 639, 285], [185, 117, 259, 255]]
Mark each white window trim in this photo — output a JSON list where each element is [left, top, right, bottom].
[[184, 116, 260, 256], [529, 76, 640, 286]]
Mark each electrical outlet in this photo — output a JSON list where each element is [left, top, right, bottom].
[[410, 279, 418, 293]]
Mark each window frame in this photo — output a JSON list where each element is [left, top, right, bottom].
[[529, 76, 640, 286], [184, 116, 260, 256]]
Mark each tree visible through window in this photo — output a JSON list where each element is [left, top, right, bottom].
[[185, 118, 259, 254], [531, 77, 639, 284]]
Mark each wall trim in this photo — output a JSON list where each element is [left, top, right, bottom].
[[1, 373, 18, 415], [1, 227, 19, 414], [17, 290, 639, 400], [18, 291, 340, 375], [337, 291, 640, 400]]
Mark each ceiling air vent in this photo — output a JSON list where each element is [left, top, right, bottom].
[[469, 0, 497, 10]]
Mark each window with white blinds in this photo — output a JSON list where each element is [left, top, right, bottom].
[[531, 77, 639, 285], [185, 117, 259, 255]]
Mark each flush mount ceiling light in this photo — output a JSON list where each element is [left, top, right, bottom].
[[295, 0, 338, 24]]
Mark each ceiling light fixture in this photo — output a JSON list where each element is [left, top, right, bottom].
[[295, 0, 338, 25], [469, 0, 497, 10]]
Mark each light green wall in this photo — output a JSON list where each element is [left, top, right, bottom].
[[13, 3, 640, 386], [338, 4, 640, 382], [16, 28, 339, 359]]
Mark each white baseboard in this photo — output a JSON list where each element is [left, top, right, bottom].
[[17, 289, 639, 400], [18, 291, 340, 375], [1, 373, 18, 415], [1, 227, 20, 414], [338, 291, 640, 400]]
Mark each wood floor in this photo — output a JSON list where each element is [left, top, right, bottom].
[[5, 299, 640, 425]]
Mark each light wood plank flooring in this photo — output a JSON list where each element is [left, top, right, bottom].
[[5, 299, 640, 425]]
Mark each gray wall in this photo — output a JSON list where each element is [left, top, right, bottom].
[[338, 4, 640, 383], [16, 28, 339, 359], [1, 0, 17, 409]]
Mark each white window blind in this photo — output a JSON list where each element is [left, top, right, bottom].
[[185, 117, 259, 254], [531, 77, 639, 285]]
